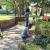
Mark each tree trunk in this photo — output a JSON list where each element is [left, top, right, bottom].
[[36, 3, 39, 16], [41, 8, 44, 16], [18, 0, 24, 17], [41, 0, 45, 16], [36, 7, 37, 15]]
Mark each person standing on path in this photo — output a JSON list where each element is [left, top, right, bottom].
[[24, 7, 30, 27]]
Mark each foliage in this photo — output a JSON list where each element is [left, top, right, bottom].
[[46, 44, 50, 50], [35, 22, 50, 37], [33, 15, 40, 19], [21, 43, 40, 50], [33, 35, 48, 48], [45, 0, 50, 7], [34, 21, 50, 49], [21, 43, 27, 50], [33, 0, 50, 16]]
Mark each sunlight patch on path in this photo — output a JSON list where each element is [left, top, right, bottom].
[[0, 34, 21, 50]]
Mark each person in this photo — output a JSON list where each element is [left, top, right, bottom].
[[29, 17, 36, 26], [24, 7, 30, 27], [20, 24, 32, 42]]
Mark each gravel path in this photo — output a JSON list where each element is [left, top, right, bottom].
[[0, 33, 22, 50], [0, 25, 24, 50]]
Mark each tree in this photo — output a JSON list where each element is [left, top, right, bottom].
[[33, 0, 49, 16], [5, 0, 30, 17], [0, 0, 33, 17], [17, 0, 31, 17]]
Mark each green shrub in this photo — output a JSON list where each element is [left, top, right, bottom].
[[21, 43, 40, 50], [33, 35, 48, 48], [34, 21, 50, 49], [46, 44, 50, 50], [35, 22, 50, 38]]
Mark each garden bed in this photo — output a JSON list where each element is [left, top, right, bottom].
[[0, 18, 18, 31]]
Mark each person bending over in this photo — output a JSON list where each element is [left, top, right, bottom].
[[20, 24, 32, 42]]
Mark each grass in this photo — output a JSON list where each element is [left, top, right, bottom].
[[0, 14, 15, 20], [21, 43, 41, 50], [45, 13, 50, 16]]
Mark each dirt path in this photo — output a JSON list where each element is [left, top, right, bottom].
[[0, 33, 22, 50], [0, 25, 24, 50]]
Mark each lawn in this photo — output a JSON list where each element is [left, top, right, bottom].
[[0, 14, 15, 20]]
